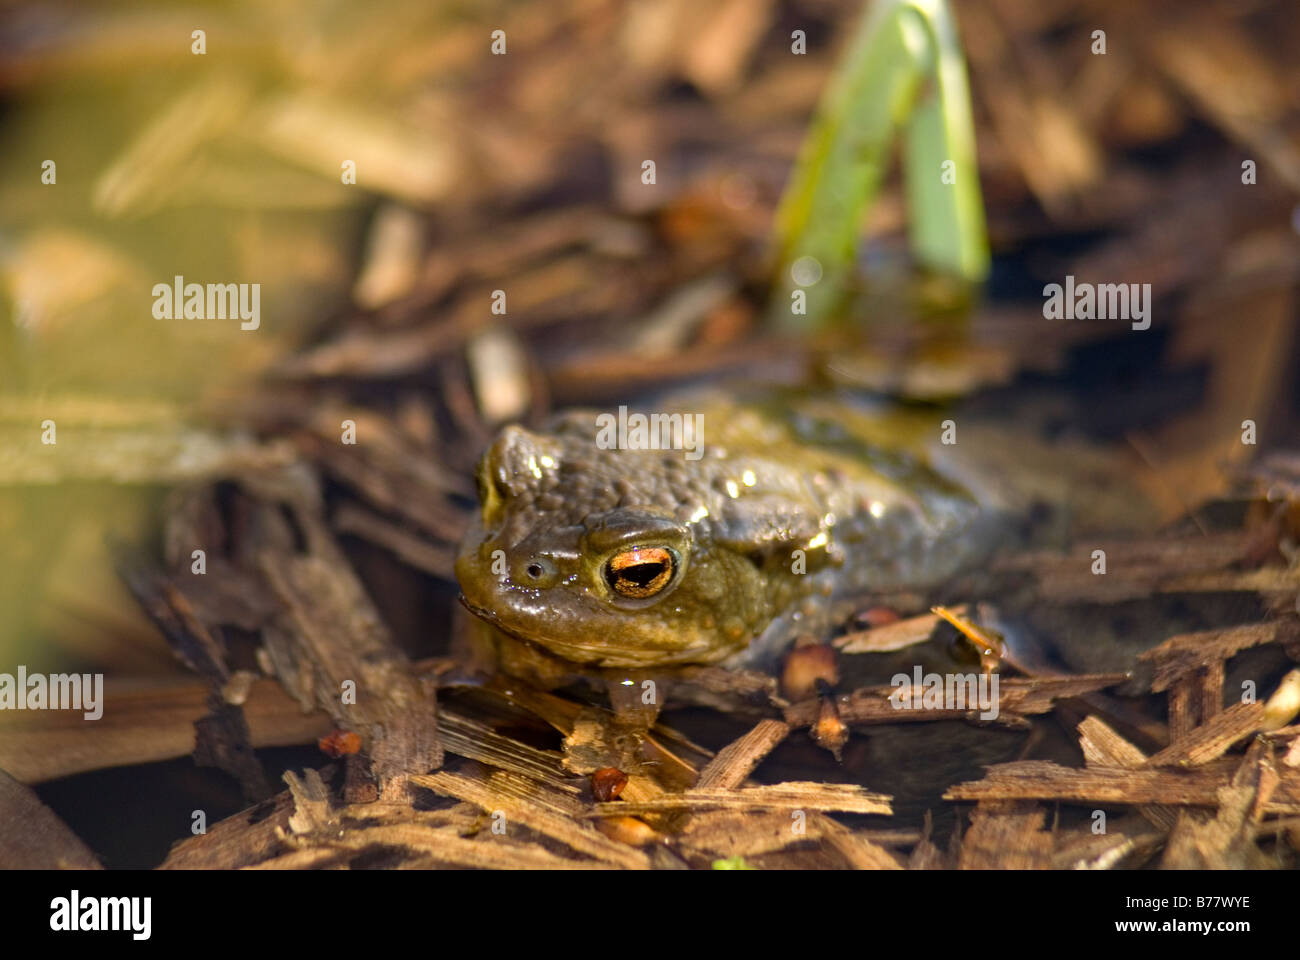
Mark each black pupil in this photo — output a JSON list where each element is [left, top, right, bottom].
[[527, 564, 543, 578], [619, 561, 665, 586]]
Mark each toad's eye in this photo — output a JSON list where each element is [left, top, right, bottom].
[[605, 547, 676, 599]]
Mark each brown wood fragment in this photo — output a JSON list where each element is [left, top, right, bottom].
[[411, 768, 651, 869], [332, 503, 457, 579], [1160, 744, 1278, 868], [0, 677, 332, 785], [784, 674, 1125, 727], [946, 760, 1300, 814], [439, 708, 572, 785], [908, 837, 949, 870], [1051, 823, 1163, 870], [257, 506, 442, 794], [677, 809, 824, 862], [855, 828, 922, 847], [1159, 566, 1300, 597], [291, 411, 470, 541], [271, 816, 611, 870], [243, 847, 349, 870], [695, 718, 790, 789], [992, 533, 1251, 603], [1147, 703, 1267, 768], [1201, 659, 1225, 721], [160, 789, 297, 870], [1167, 679, 1199, 743], [342, 752, 379, 804], [747, 845, 850, 871], [1076, 716, 1177, 831], [1149, 15, 1300, 193], [820, 820, 904, 870], [116, 559, 280, 799], [959, 800, 1053, 870], [1271, 726, 1300, 768], [1059, 691, 1169, 752], [284, 768, 337, 835], [591, 781, 891, 817], [1141, 623, 1297, 747], [905, 812, 949, 869], [194, 695, 272, 801], [670, 664, 781, 714], [1078, 715, 1148, 770], [1139, 622, 1297, 693], [835, 606, 961, 654], [0, 769, 103, 869], [959, 0, 1102, 216], [0, 422, 297, 485]]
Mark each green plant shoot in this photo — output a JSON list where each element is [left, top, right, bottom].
[[769, 0, 990, 330]]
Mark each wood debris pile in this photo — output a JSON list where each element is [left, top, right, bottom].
[[3, 0, 1300, 869]]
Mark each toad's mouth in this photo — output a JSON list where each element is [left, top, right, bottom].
[[457, 594, 534, 641], [458, 592, 615, 665], [457, 592, 581, 650], [456, 593, 728, 669]]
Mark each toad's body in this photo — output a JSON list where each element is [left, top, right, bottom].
[[455, 389, 1015, 670]]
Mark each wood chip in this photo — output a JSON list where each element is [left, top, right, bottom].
[[784, 673, 1126, 727], [946, 759, 1300, 814], [438, 708, 573, 787], [1149, 15, 1300, 193], [992, 533, 1250, 603], [835, 607, 959, 654], [0, 677, 331, 785], [412, 767, 651, 869], [1146, 703, 1267, 768], [1160, 744, 1278, 868], [258, 504, 442, 793], [160, 790, 297, 870], [819, 819, 905, 870], [591, 781, 891, 817], [332, 503, 457, 579], [959, 800, 1053, 869], [1051, 821, 1164, 870], [0, 769, 103, 869], [695, 719, 790, 789], [677, 809, 826, 861], [1077, 716, 1177, 830], [1138, 622, 1297, 692], [284, 768, 336, 835]]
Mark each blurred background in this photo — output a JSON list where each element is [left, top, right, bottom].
[[2, 0, 1300, 864]]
